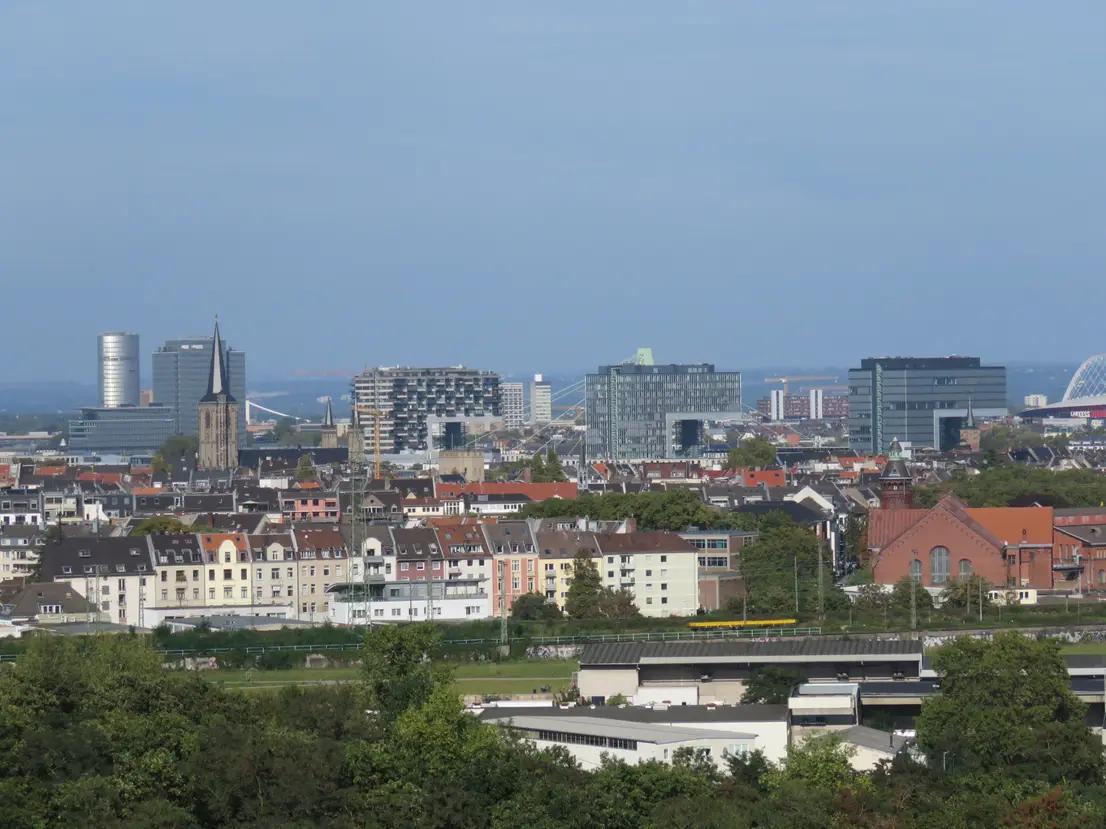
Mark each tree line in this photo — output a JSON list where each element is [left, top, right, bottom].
[[1, 629, 1104, 827]]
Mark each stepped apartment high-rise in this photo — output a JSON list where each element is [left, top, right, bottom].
[[153, 331, 246, 441], [847, 356, 1007, 453], [351, 366, 501, 454]]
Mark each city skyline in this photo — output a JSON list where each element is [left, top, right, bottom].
[[3, 3, 1104, 382]]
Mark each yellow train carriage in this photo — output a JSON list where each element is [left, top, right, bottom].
[[687, 618, 798, 630]]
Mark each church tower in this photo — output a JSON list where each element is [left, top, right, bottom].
[[879, 438, 913, 510], [197, 320, 240, 471], [320, 397, 338, 449]]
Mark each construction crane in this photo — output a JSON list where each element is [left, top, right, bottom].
[[763, 375, 839, 396], [365, 408, 384, 480]]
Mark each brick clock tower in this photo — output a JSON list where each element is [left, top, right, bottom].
[[879, 438, 913, 510], [197, 320, 239, 471]]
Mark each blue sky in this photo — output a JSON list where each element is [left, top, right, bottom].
[[2, 2, 1104, 383]]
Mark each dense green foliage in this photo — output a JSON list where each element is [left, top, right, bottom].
[[739, 515, 847, 617], [510, 592, 564, 620], [519, 488, 741, 531], [3, 631, 1106, 827], [917, 633, 1104, 784], [726, 437, 778, 470], [295, 453, 316, 482], [564, 552, 640, 619], [916, 467, 1106, 508], [980, 424, 1069, 455], [740, 667, 803, 704], [151, 435, 197, 473], [130, 515, 194, 536]]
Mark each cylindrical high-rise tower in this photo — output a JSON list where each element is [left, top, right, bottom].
[[98, 332, 140, 408]]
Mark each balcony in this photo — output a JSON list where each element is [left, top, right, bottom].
[[1053, 559, 1086, 572]]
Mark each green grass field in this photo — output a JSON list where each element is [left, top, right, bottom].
[[204, 659, 578, 695], [1059, 642, 1106, 655]]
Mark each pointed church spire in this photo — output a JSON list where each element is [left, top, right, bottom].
[[323, 397, 334, 427], [965, 393, 976, 428], [201, 318, 234, 402]]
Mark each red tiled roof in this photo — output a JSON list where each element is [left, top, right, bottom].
[[868, 508, 927, 548], [199, 532, 249, 553], [967, 505, 1054, 546], [870, 497, 1054, 550]]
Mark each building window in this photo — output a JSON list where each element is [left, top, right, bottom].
[[930, 546, 950, 585], [910, 559, 922, 582], [958, 559, 972, 579]]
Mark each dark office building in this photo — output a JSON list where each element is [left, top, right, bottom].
[[152, 336, 246, 442], [68, 406, 176, 452], [848, 357, 1007, 454], [585, 362, 742, 460]]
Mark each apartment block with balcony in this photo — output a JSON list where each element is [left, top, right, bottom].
[[0, 489, 43, 527], [247, 533, 298, 616], [351, 366, 501, 454], [535, 529, 600, 609], [484, 521, 540, 616], [198, 532, 256, 609], [0, 525, 45, 583], [41, 536, 155, 626], [281, 491, 340, 523], [150, 533, 207, 616], [291, 525, 348, 621], [594, 533, 700, 617]]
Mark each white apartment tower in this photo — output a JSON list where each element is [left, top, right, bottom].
[[500, 382, 525, 429], [808, 388, 824, 420], [531, 374, 552, 425], [769, 389, 785, 422]]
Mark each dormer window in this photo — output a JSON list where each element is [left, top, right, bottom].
[[78, 549, 91, 558]]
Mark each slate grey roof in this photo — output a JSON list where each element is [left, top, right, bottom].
[[732, 500, 826, 525], [838, 725, 908, 753], [1056, 525, 1106, 546], [580, 639, 923, 667], [41, 536, 155, 579], [480, 713, 752, 745]]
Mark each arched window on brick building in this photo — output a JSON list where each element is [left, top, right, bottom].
[[958, 559, 972, 580], [930, 546, 950, 585]]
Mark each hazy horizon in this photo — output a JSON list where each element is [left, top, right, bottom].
[[3, 2, 1104, 383]]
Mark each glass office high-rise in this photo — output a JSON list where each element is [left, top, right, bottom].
[[98, 332, 140, 408], [585, 362, 742, 460], [152, 337, 246, 442], [847, 356, 1007, 454]]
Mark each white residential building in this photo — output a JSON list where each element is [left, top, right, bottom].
[[531, 374, 552, 425], [501, 382, 525, 430]]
